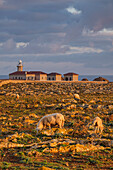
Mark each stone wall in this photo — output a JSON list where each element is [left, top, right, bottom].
[[0, 79, 109, 87]]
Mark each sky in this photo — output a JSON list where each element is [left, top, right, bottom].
[[0, 0, 113, 75]]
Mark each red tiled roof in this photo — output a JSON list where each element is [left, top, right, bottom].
[[9, 71, 26, 75], [29, 71, 47, 75], [64, 72, 79, 76], [9, 71, 47, 75], [47, 72, 61, 76]]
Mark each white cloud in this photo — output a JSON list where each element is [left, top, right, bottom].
[[0, 43, 103, 57], [63, 45, 103, 54], [99, 28, 113, 36], [16, 42, 29, 48], [0, 45, 103, 57], [66, 6, 82, 15], [0, 43, 3, 47], [83, 28, 113, 37]]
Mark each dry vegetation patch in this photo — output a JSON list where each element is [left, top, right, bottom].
[[0, 82, 113, 169]]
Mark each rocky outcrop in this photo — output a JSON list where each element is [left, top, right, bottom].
[[93, 77, 109, 82], [82, 78, 89, 81]]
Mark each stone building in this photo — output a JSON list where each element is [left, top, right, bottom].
[[17, 60, 23, 71], [47, 72, 62, 81], [9, 60, 79, 81], [64, 72, 78, 81], [9, 61, 47, 80], [29, 71, 47, 81]]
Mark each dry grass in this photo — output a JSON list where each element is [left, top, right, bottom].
[[0, 82, 113, 169]]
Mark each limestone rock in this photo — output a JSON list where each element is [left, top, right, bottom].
[[75, 143, 104, 152], [74, 94, 80, 100], [38, 166, 55, 170]]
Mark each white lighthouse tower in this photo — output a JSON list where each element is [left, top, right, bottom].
[[17, 60, 23, 71]]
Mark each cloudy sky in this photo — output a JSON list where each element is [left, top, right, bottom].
[[0, 0, 113, 75]]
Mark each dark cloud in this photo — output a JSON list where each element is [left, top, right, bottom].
[[80, 0, 113, 31], [0, 0, 113, 75]]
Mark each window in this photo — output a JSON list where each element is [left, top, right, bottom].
[[70, 77, 72, 81], [65, 77, 68, 81], [49, 77, 51, 80], [52, 77, 54, 80]]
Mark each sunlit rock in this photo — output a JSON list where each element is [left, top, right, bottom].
[[75, 143, 104, 152], [38, 166, 55, 170]]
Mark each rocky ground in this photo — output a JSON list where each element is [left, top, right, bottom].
[[0, 81, 113, 169]]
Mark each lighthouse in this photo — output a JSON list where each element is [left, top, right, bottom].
[[17, 60, 23, 71]]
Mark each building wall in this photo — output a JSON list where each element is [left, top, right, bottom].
[[17, 66, 23, 71], [73, 75, 78, 81], [35, 74, 47, 80], [64, 75, 72, 81], [47, 75, 61, 81], [40, 74, 47, 81], [9, 74, 26, 80], [9, 72, 77, 81], [9, 73, 47, 80], [35, 75, 40, 80], [64, 75, 78, 81], [26, 74, 35, 80], [47, 75, 55, 80], [56, 75, 61, 81]]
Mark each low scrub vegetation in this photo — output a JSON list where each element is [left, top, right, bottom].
[[0, 82, 113, 169]]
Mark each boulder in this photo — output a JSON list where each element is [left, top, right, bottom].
[[93, 77, 109, 82], [81, 78, 88, 81], [74, 94, 80, 100]]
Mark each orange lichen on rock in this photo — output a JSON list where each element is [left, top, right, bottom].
[[75, 143, 104, 152], [0, 142, 24, 148], [38, 166, 55, 170]]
